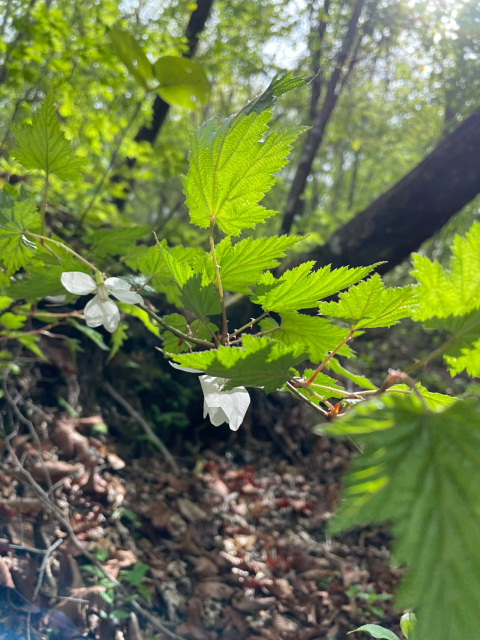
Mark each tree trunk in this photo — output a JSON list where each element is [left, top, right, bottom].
[[279, 0, 367, 236], [285, 107, 480, 273]]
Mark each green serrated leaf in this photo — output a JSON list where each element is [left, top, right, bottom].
[[180, 274, 221, 318], [107, 321, 129, 363], [210, 235, 301, 294], [348, 624, 401, 640], [12, 93, 81, 179], [301, 368, 346, 399], [185, 109, 305, 236], [319, 274, 416, 329], [0, 198, 40, 274], [412, 222, 480, 320], [444, 338, 480, 376], [87, 225, 151, 260], [254, 262, 379, 313], [325, 394, 480, 640], [15, 333, 47, 359], [0, 311, 27, 329], [109, 27, 154, 89], [238, 72, 311, 118], [161, 313, 190, 354], [273, 312, 353, 361], [153, 56, 210, 109], [327, 357, 377, 390], [173, 334, 307, 393], [8, 255, 90, 299]]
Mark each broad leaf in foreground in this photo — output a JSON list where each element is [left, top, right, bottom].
[[12, 93, 81, 179], [319, 274, 416, 328], [325, 394, 480, 640], [172, 335, 307, 393], [254, 262, 378, 312]]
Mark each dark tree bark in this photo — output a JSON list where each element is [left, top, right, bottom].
[[279, 0, 368, 236], [285, 107, 480, 273]]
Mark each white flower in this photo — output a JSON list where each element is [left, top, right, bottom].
[[170, 363, 250, 431], [61, 271, 143, 333], [199, 375, 250, 431]]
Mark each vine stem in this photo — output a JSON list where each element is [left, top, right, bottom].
[[40, 171, 49, 236], [209, 220, 228, 344], [306, 326, 356, 385], [25, 232, 98, 272], [144, 306, 215, 349]]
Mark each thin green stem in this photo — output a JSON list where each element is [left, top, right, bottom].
[[286, 381, 329, 417], [306, 326, 356, 385], [230, 312, 268, 339], [406, 335, 457, 375], [209, 222, 228, 344], [144, 305, 215, 349], [40, 171, 49, 236], [25, 232, 98, 272]]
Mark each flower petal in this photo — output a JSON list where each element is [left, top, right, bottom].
[[84, 296, 120, 332], [105, 277, 144, 305], [61, 272, 96, 296], [170, 362, 204, 374], [200, 376, 250, 431]]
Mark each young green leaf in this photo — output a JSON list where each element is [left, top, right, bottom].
[[273, 312, 354, 361], [109, 28, 154, 89], [319, 274, 416, 328], [253, 262, 379, 312], [327, 357, 377, 391], [412, 222, 480, 320], [12, 93, 81, 179], [185, 109, 305, 235], [325, 395, 480, 640], [180, 274, 221, 318], [153, 57, 210, 109], [0, 198, 40, 274], [239, 72, 311, 118], [172, 335, 308, 393], [208, 235, 301, 294], [348, 624, 401, 640]]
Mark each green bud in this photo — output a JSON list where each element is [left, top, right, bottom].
[[400, 612, 417, 640]]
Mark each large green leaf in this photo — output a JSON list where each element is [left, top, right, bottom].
[[109, 27, 154, 89], [210, 235, 301, 294], [185, 109, 305, 235], [172, 334, 307, 393], [12, 93, 81, 179], [253, 262, 378, 312], [319, 274, 416, 328], [180, 274, 221, 318], [0, 198, 40, 275], [153, 56, 210, 109], [325, 394, 480, 640], [273, 312, 353, 361], [412, 222, 480, 320]]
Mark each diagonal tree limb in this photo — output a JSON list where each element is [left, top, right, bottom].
[[279, 0, 369, 236]]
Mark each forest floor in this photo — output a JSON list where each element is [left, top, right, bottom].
[[0, 387, 404, 640]]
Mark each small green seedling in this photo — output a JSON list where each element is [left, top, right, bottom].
[[348, 611, 417, 640]]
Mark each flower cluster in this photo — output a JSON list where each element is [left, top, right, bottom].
[[61, 272, 143, 332]]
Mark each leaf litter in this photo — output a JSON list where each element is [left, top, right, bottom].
[[0, 405, 402, 640]]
